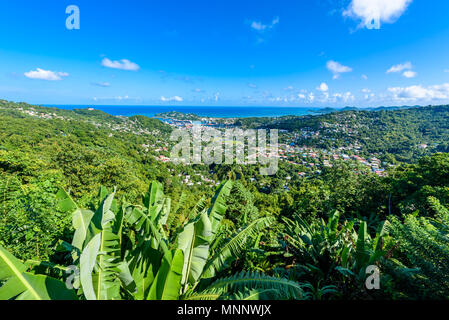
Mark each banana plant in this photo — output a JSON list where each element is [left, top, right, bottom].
[[346, 220, 390, 280], [177, 211, 211, 294], [146, 249, 184, 300], [283, 211, 354, 275], [3, 181, 304, 300], [122, 180, 303, 300], [0, 245, 77, 300], [121, 181, 175, 299], [284, 211, 390, 292], [57, 187, 135, 300]]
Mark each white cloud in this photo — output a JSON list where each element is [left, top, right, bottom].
[[101, 58, 140, 71], [364, 93, 376, 100], [250, 16, 279, 31], [326, 60, 352, 79], [267, 90, 356, 105], [332, 92, 355, 103], [161, 96, 183, 102], [115, 95, 129, 100], [93, 95, 140, 102], [361, 89, 375, 100], [251, 22, 266, 31], [91, 82, 111, 87], [308, 93, 315, 102], [317, 82, 329, 92], [403, 70, 417, 78], [386, 62, 417, 78], [343, 0, 412, 29], [315, 90, 354, 103], [386, 61, 412, 73], [248, 83, 258, 89], [388, 83, 449, 101], [267, 90, 316, 104], [24, 68, 69, 81], [445, 69, 449, 73], [362, 74, 368, 80]]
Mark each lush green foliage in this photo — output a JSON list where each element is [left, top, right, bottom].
[[240, 105, 449, 163], [0, 181, 303, 300], [2, 100, 449, 300]]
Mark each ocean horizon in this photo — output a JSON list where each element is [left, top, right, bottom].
[[42, 105, 325, 118]]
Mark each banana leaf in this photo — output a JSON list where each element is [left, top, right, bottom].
[[0, 245, 77, 300]]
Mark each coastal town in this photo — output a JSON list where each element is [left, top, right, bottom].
[[5, 101, 392, 182], [152, 113, 390, 184]]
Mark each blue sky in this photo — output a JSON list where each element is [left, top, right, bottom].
[[1, 0, 449, 107]]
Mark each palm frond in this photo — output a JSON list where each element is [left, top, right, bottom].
[[205, 271, 303, 300]]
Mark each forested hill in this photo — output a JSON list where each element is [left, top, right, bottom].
[[269, 104, 449, 135], [0, 99, 172, 135], [2, 99, 449, 164], [0, 99, 175, 203], [238, 105, 449, 163]]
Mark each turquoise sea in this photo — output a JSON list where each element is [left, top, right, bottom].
[[43, 105, 324, 118]]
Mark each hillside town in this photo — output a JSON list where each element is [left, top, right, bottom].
[[153, 114, 390, 180], [5, 102, 390, 182]]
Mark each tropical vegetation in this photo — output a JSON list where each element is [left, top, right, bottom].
[[2, 100, 449, 300]]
